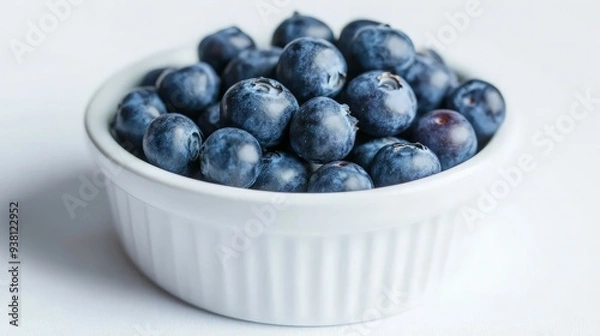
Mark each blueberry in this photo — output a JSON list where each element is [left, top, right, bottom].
[[447, 69, 461, 93], [419, 49, 445, 64], [221, 78, 299, 148], [142, 113, 202, 175], [446, 79, 506, 145], [272, 12, 335, 48], [370, 143, 441, 187], [140, 67, 175, 87], [290, 97, 358, 163], [413, 109, 478, 170], [307, 161, 373, 193], [350, 136, 409, 170], [200, 127, 262, 188], [402, 53, 455, 115], [198, 26, 256, 74], [417, 49, 462, 101], [251, 151, 309, 192], [222, 48, 283, 90], [113, 87, 167, 151], [196, 102, 222, 138], [343, 71, 417, 137], [349, 25, 415, 75], [158, 63, 220, 118], [276, 37, 347, 103], [337, 19, 380, 58]]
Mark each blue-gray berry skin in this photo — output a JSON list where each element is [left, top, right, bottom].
[[114, 87, 167, 151], [343, 71, 417, 137], [221, 78, 299, 148], [200, 128, 262, 188], [447, 69, 461, 95], [158, 63, 220, 118], [420, 48, 445, 64], [337, 19, 380, 58], [196, 102, 222, 138], [349, 25, 416, 75], [417, 49, 462, 98], [140, 67, 176, 87], [413, 109, 478, 170], [307, 161, 373, 193], [251, 151, 309, 192], [370, 143, 441, 187], [276, 37, 347, 103], [402, 53, 455, 115], [198, 26, 256, 74], [222, 48, 283, 90], [446, 79, 506, 145], [290, 97, 358, 163], [350, 136, 409, 170], [272, 12, 335, 48], [143, 113, 202, 175]]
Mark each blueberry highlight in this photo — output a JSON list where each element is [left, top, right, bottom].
[[447, 79, 506, 145], [276, 37, 347, 103], [370, 143, 441, 187], [349, 24, 416, 75], [158, 63, 221, 118], [413, 109, 478, 170], [290, 97, 358, 163], [343, 71, 417, 136], [402, 53, 455, 115], [143, 113, 202, 175], [307, 161, 374, 193], [221, 77, 299, 148], [251, 151, 309, 192], [337, 19, 380, 58], [200, 127, 262, 188]]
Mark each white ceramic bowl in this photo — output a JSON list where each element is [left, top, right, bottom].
[[85, 45, 518, 326]]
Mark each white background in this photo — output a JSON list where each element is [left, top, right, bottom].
[[1, 0, 600, 335]]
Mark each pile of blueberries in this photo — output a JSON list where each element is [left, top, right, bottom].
[[112, 12, 506, 193]]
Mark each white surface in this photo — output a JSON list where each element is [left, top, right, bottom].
[[1, 0, 599, 335]]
